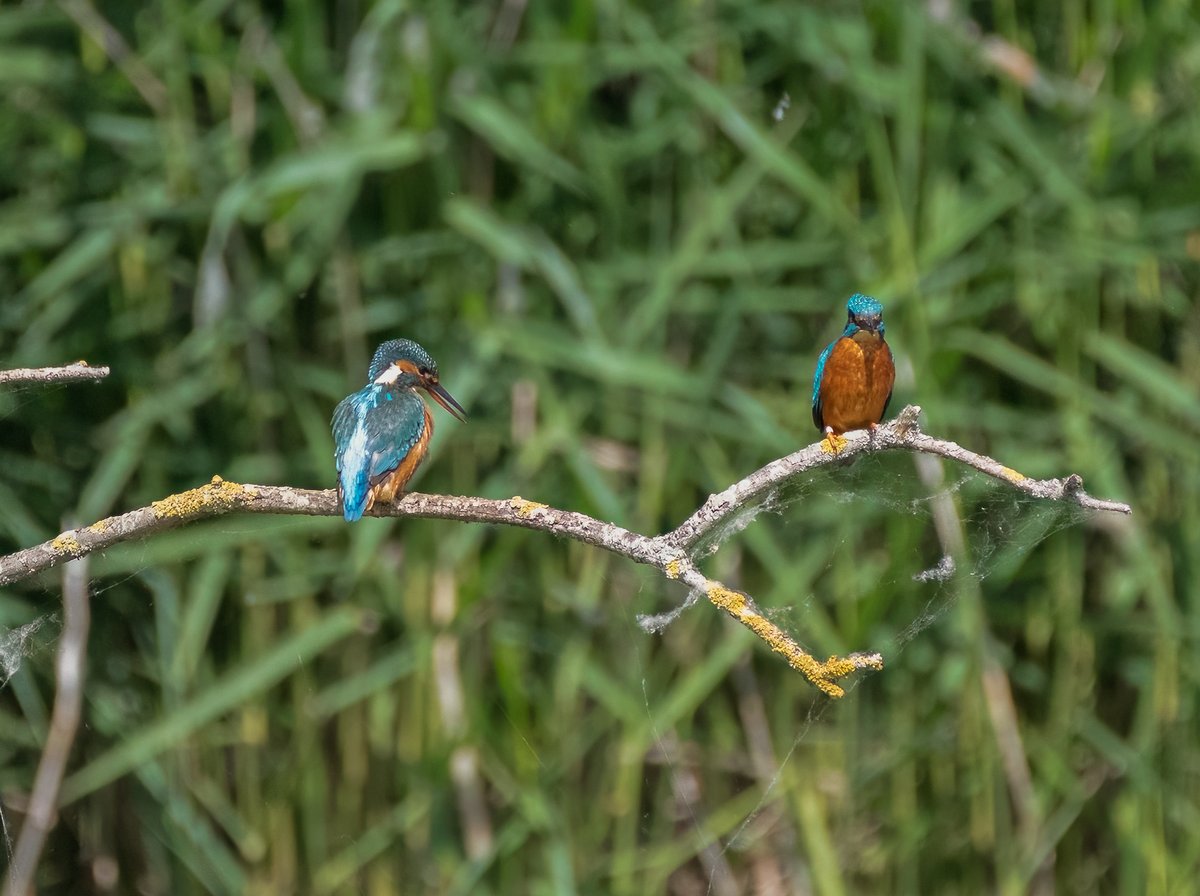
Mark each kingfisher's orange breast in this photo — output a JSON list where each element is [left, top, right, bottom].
[[817, 333, 895, 435]]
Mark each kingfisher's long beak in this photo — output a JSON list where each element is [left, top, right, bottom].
[[425, 381, 468, 422]]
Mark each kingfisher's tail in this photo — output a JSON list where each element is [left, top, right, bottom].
[[339, 457, 371, 522]]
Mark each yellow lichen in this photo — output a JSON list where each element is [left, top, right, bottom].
[[52, 533, 82, 554], [665, 558, 684, 580], [705, 583, 882, 698], [708, 584, 746, 615], [510, 496, 548, 519], [86, 519, 109, 533], [1000, 466, 1026, 482], [152, 478, 257, 518]]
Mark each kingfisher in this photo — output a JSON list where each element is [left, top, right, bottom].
[[811, 293, 895, 451], [332, 339, 466, 522]]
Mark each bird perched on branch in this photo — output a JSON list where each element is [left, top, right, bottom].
[[332, 339, 466, 522], [812, 293, 895, 452]]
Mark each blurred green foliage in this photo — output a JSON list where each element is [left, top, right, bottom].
[[1, 0, 1198, 893]]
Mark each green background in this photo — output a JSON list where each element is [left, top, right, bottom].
[[2, 1, 1197, 893]]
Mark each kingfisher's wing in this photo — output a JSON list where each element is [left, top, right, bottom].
[[811, 338, 837, 431], [332, 387, 427, 521]]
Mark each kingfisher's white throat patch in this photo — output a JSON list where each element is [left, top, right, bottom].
[[374, 364, 402, 385]]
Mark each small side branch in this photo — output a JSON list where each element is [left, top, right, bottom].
[[671, 561, 882, 698], [0, 363, 111, 387], [3, 551, 90, 896]]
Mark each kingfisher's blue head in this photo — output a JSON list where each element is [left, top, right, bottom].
[[843, 293, 885, 337], [367, 338, 467, 421]]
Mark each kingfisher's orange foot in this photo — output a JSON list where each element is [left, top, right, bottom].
[[821, 428, 848, 454]]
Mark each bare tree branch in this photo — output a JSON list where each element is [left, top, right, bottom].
[[0, 404, 1131, 697], [3, 550, 90, 896], [668, 405, 1131, 553], [0, 363, 111, 387]]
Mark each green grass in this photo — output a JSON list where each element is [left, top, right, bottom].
[[2, 1, 1199, 893]]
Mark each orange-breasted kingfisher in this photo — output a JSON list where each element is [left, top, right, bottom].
[[812, 293, 895, 449], [332, 339, 466, 522]]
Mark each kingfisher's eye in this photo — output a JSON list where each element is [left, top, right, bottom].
[[418, 366, 430, 376]]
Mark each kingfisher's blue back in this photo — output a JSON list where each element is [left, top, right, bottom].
[[332, 386, 429, 522]]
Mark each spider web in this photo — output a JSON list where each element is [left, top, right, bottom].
[[631, 449, 1088, 893], [0, 614, 59, 690], [0, 378, 121, 694], [643, 451, 1080, 635], [0, 612, 60, 864]]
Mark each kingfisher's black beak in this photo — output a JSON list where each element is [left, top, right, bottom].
[[857, 314, 883, 334], [425, 380, 467, 422]]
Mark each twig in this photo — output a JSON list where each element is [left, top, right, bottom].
[[0, 363, 111, 387], [0, 405, 1131, 697], [3, 550, 90, 896]]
